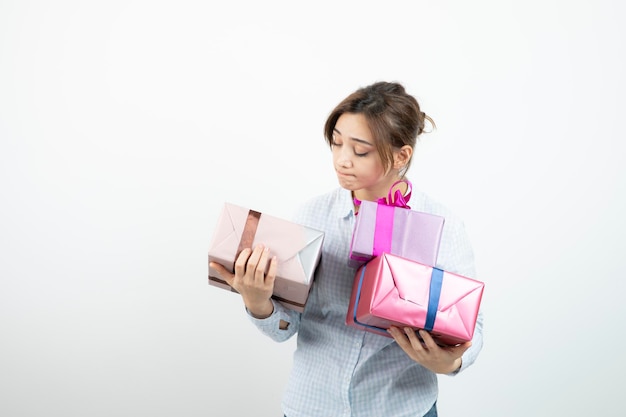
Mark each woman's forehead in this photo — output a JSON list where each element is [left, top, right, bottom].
[[335, 113, 374, 144]]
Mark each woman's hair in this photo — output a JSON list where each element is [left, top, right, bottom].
[[324, 81, 435, 177]]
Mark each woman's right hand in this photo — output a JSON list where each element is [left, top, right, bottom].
[[210, 244, 278, 319]]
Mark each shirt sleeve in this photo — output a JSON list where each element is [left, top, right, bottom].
[[437, 217, 484, 376], [246, 298, 301, 343], [452, 309, 484, 375]]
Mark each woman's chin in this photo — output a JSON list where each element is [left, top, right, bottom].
[[337, 177, 358, 190]]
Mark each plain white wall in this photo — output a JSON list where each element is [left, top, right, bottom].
[[1, 1, 624, 416]]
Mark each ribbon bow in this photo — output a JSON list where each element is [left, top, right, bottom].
[[354, 179, 412, 210]]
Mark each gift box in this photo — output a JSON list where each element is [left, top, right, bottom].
[[348, 196, 445, 269], [346, 253, 484, 346], [208, 202, 324, 312]]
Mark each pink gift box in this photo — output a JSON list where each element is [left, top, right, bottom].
[[208, 202, 324, 312], [346, 253, 484, 346], [348, 199, 445, 268]]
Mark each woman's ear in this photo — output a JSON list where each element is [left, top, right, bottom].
[[394, 145, 413, 170]]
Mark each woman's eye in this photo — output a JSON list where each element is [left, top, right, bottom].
[[354, 148, 369, 157]]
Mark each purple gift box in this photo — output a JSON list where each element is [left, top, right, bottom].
[[348, 181, 445, 268]]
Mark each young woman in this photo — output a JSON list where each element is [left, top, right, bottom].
[[210, 81, 484, 417]]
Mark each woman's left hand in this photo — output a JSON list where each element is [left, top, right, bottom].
[[387, 326, 471, 374]]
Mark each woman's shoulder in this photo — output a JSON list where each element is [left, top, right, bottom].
[[410, 187, 476, 275], [410, 188, 461, 222], [293, 187, 351, 224]]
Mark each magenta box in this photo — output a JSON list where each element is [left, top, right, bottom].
[[348, 200, 445, 268], [346, 253, 484, 346]]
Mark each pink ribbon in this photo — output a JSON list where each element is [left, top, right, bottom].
[[353, 180, 413, 258], [373, 204, 395, 255], [353, 179, 412, 210]]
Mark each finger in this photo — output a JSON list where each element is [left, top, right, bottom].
[[254, 246, 272, 283], [388, 326, 411, 349], [245, 245, 266, 282], [404, 327, 428, 352], [234, 248, 253, 279], [264, 255, 278, 286], [389, 327, 425, 362], [449, 341, 472, 356], [417, 330, 439, 351], [209, 261, 235, 285]]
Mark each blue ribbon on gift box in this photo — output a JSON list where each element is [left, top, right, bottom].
[[352, 261, 444, 334], [424, 268, 443, 331]]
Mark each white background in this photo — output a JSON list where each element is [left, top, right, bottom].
[[1, 1, 624, 416]]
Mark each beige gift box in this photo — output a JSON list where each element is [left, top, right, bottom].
[[208, 202, 324, 312]]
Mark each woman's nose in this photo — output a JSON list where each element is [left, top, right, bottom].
[[336, 148, 353, 168], [337, 155, 353, 168]]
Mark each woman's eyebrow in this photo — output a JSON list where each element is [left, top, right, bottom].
[[333, 128, 374, 146]]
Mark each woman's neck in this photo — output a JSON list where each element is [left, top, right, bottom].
[[352, 178, 408, 203]]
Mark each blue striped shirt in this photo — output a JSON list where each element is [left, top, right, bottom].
[[249, 186, 484, 417]]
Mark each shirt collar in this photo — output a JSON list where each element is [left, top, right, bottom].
[[338, 187, 355, 219]]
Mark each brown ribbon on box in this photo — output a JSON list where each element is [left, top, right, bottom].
[[209, 209, 261, 290], [236, 209, 261, 261]]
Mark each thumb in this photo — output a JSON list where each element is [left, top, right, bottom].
[[450, 341, 472, 356], [209, 261, 235, 286]]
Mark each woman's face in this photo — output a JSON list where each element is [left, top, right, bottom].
[[331, 112, 399, 200]]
